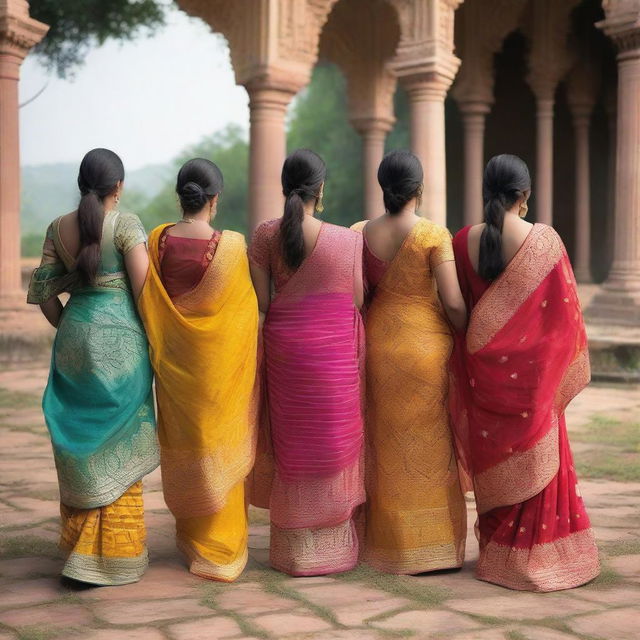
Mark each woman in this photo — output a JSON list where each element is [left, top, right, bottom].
[[450, 153, 600, 591], [248, 149, 365, 576], [352, 149, 468, 574], [27, 148, 158, 585], [138, 158, 258, 582]]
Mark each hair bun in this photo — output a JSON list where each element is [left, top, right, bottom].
[[179, 181, 208, 212]]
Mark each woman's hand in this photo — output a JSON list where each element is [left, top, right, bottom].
[[434, 261, 468, 334]]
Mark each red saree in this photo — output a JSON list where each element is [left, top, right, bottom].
[[450, 223, 600, 592]]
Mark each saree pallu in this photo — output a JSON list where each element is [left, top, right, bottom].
[[450, 224, 600, 591], [355, 219, 467, 574], [138, 226, 259, 582], [250, 223, 366, 577], [28, 212, 159, 585]]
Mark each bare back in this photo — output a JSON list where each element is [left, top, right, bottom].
[[362, 213, 423, 263], [467, 216, 534, 274]]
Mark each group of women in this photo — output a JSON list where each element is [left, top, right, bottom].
[[28, 145, 600, 594]]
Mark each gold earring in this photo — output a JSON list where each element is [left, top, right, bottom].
[[316, 191, 324, 214], [519, 201, 528, 218]]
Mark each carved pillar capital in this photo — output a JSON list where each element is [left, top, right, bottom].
[[598, 0, 640, 55]]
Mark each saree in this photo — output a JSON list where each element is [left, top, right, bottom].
[[27, 211, 158, 585], [248, 219, 365, 576], [352, 218, 467, 574], [138, 225, 259, 582], [450, 223, 600, 591]]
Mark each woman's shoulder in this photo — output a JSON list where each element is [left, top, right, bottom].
[[350, 220, 367, 233], [251, 217, 281, 242], [221, 229, 247, 247], [414, 218, 453, 245]]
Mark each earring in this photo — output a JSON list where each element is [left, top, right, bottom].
[[519, 201, 528, 218], [315, 191, 324, 214], [115, 193, 120, 206]]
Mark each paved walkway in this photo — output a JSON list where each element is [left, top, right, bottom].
[[0, 364, 639, 640]]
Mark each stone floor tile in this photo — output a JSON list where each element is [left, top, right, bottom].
[[215, 582, 296, 615], [373, 609, 482, 635], [515, 627, 581, 640], [568, 607, 640, 639], [332, 596, 411, 626], [0, 632, 18, 640], [608, 555, 640, 582], [0, 577, 68, 608], [433, 630, 508, 640], [571, 587, 640, 606], [167, 616, 242, 640], [0, 556, 60, 579], [84, 629, 167, 640], [253, 611, 333, 635], [447, 593, 601, 620], [94, 598, 213, 624], [279, 575, 336, 587], [143, 490, 167, 511], [0, 603, 92, 628], [305, 631, 385, 639], [291, 582, 390, 607], [78, 562, 199, 601]]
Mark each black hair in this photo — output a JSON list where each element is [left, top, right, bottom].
[[479, 154, 531, 281], [76, 148, 125, 284], [280, 149, 326, 270], [176, 158, 223, 214], [377, 149, 423, 215]]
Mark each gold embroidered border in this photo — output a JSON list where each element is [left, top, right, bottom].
[[364, 539, 465, 575], [177, 540, 248, 583], [555, 347, 590, 414], [467, 225, 564, 354], [270, 519, 358, 576], [476, 528, 600, 592], [62, 549, 148, 586], [474, 419, 559, 515]]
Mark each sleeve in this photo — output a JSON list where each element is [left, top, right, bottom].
[[27, 222, 74, 304], [248, 221, 272, 271], [115, 213, 147, 255], [429, 225, 455, 269]]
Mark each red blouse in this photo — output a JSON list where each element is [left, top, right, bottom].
[[159, 226, 221, 299], [362, 235, 389, 293], [452, 225, 491, 310]]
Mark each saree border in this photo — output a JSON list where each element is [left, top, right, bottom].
[[62, 549, 148, 586], [473, 417, 560, 515], [177, 540, 249, 583], [466, 224, 564, 355], [364, 539, 465, 575], [476, 528, 600, 592]]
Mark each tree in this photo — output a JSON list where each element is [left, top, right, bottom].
[[29, 0, 166, 78], [139, 124, 249, 234]]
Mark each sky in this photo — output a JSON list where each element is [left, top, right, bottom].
[[19, 4, 250, 171]]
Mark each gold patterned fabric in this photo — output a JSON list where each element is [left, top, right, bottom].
[[353, 218, 466, 574], [60, 481, 147, 585]]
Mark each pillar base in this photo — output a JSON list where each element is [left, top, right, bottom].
[[586, 287, 640, 326], [0, 291, 26, 310], [573, 267, 593, 285]]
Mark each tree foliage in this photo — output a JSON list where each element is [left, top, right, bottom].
[[29, 0, 166, 78]]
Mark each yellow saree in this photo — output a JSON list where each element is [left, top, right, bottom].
[[354, 218, 467, 574], [138, 225, 259, 581]]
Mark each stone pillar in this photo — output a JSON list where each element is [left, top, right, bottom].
[[588, 2, 640, 325], [458, 103, 490, 225], [388, 0, 462, 227], [401, 74, 455, 226], [569, 103, 593, 283], [352, 118, 394, 219], [567, 66, 598, 284], [0, 1, 47, 305], [246, 84, 297, 231], [531, 94, 555, 226]]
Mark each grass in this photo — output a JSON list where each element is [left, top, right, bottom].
[[604, 540, 640, 557], [337, 565, 452, 608], [583, 557, 624, 589], [573, 414, 640, 482], [505, 632, 528, 640], [0, 535, 59, 559], [17, 627, 58, 640]]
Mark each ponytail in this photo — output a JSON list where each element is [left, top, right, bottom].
[[280, 149, 326, 271], [281, 190, 305, 270], [75, 148, 125, 284], [479, 154, 531, 281], [76, 191, 104, 284]]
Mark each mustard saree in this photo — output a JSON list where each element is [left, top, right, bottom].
[[138, 225, 259, 581]]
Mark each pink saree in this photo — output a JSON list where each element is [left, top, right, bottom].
[[249, 220, 365, 576], [450, 223, 600, 591]]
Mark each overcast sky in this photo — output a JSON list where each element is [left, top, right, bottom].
[[19, 4, 249, 170]]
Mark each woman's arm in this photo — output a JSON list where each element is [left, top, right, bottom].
[[39, 297, 64, 328], [124, 243, 150, 302], [434, 260, 468, 333], [250, 262, 271, 323]]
